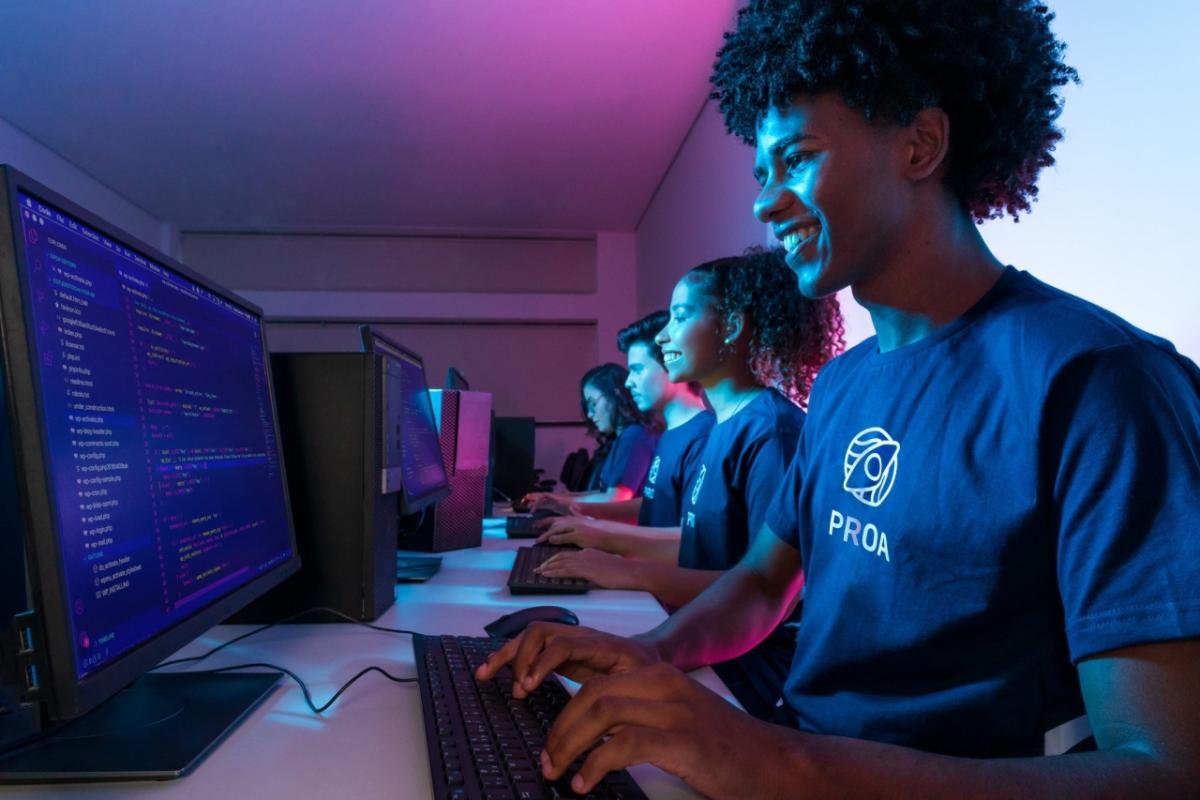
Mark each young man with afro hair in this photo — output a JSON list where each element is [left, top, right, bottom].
[[478, 1, 1200, 795]]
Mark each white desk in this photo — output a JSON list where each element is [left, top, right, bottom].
[[6, 522, 721, 799]]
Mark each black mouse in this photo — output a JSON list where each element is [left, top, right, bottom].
[[484, 605, 579, 639]]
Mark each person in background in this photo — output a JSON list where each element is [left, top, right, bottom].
[[479, 1, 1200, 796], [526, 363, 659, 506], [532, 310, 713, 566], [537, 248, 843, 720]]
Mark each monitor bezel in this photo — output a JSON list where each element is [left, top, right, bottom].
[[445, 366, 470, 392], [0, 165, 301, 721], [357, 325, 451, 514]]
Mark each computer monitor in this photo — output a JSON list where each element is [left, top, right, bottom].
[[445, 366, 470, 391], [358, 326, 450, 515], [0, 166, 300, 781]]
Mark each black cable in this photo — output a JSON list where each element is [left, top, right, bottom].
[[153, 606, 420, 671], [189, 662, 417, 715]]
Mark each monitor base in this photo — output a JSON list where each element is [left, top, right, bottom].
[[0, 671, 279, 783]]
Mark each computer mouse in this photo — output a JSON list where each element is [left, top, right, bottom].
[[484, 605, 579, 639]]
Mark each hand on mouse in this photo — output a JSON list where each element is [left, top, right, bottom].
[[474, 622, 658, 699], [535, 548, 637, 590]]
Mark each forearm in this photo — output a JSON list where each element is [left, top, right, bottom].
[[623, 561, 725, 610], [573, 498, 641, 523], [642, 562, 792, 672], [745, 728, 1191, 800], [572, 487, 620, 503], [596, 525, 679, 564]]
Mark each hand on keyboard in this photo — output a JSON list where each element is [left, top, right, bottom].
[[474, 623, 658, 700], [534, 516, 612, 550], [541, 662, 772, 799], [534, 548, 637, 591]]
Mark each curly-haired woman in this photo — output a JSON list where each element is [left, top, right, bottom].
[[480, 2, 1200, 796], [537, 247, 843, 718]]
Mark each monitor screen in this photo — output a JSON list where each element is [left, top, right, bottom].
[[11, 189, 295, 681], [361, 328, 449, 513]]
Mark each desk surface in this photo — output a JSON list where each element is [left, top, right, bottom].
[[7, 522, 717, 799]]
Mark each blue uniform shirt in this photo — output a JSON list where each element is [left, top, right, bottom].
[[597, 423, 659, 496], [765, 268, 1200, 757], [638, 410, 714, 528], [679, 389, 805, 719], [679, 390, 803, 570]]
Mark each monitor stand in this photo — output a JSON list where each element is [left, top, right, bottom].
[[0, 671, 280, 783]]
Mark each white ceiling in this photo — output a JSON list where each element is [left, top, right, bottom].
[[0, 0, 739, 234]]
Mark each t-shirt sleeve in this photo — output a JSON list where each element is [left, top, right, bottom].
[[601, 426, 657, 494], [743, 426, 800, 544], [676, 429, 708, 495], [764, 445, 804, 548], [1047, 344, 1200, 662]]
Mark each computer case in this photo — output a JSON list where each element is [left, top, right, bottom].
[[402, 389, 491, 552], [492, 416, 537, 501], [229, 353, 396, 623]]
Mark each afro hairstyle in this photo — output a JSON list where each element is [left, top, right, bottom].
[[711, 0, 1079, 221]]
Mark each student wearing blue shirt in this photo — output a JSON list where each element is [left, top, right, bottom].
[[479, 1, 1200, 796], [527, 363, 660, 505], [537, 250, 843, 719], [533, 311, 712, 538]]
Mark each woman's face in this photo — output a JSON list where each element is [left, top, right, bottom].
[[655, 277, 725, 385], [583, 382, 615, 434]]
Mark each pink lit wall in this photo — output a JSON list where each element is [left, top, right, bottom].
[[636, 102, 763, 316]]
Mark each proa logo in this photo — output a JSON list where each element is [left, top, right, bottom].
[[843, 427, 900, 507], [647, 456, 661, 486], [690, 464, 707, 505]]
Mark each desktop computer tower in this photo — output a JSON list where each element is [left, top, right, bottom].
[[402, 389, 491, 552], [229, 352, 397, 623], [492, 416, 537, 501]]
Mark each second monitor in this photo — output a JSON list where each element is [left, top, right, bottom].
[[360, 328, 491, 552]]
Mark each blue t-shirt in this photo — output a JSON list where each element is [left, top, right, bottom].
[[679, 389, 805, 720], [597, 423, 659, 496], [679, 390, 803, 570], [638, 410, 715, 528], [765, 268, 1200, 757]]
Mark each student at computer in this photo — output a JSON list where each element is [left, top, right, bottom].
[[478, 1, 1200, 795], [529, 363, 660, 505], [531, 310, 712, 552], [536, 248, 843, 719]]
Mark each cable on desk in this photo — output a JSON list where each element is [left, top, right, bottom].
[[152, 606, 421, 671], [188, 662, 417, 715]]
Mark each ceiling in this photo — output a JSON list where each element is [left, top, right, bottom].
[[0, 1, 740, 234]]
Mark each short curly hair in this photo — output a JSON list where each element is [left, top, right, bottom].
[[688, 247, 843, 407], [711, 0, 1079, 221]]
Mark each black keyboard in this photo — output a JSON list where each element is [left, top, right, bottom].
[[414, 634, 647, 799], [505, 515, 544, 539], [507, 545, 590, 594]]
